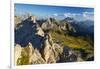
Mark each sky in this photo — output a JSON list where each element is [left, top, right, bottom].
[[15, 3, 94, 21]]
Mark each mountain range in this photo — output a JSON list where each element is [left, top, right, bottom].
[[14, 15, 94, 65]]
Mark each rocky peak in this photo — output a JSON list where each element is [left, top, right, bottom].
[[62, 17, 74, 23], [14, 44, 22, 65], [28, 16, 37, 23], [28, 42, 33, 49], [35, 26, 44, 37], [42, 34, 52, 62]]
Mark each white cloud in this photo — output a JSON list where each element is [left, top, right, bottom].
[[53, 13, 58, 17], [83, 11, 94, 20], [64, 13, 81, 18], [64, 13, 68, 17], [64, 13, 74, 17], [51, 12, 94, 21], [63, 12, 94, 21], [83, 11, 94, 15]]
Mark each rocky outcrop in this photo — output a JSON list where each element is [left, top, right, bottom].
[[36, 26, 44, 37], [14, 44, 22, 65], [41, 18, 59, 31], [30, 48, 45, 64], [41, 34, 57, 63], [15, 42, 45, 65], [14, 16, 22, 28]]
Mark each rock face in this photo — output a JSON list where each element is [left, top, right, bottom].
[[41, 34, 56, 63], [15, 44, 22, 65], [30, 48, 45, 64], [42, 34, 52, 62], [41, 18, 59, 31], [36, 26, 44, 37], [15, 42, 45, 65]]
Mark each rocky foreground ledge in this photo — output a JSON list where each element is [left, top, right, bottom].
[[15, 34, 83, 65]]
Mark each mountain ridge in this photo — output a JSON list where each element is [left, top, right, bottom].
[[15, 15, 94, 65]]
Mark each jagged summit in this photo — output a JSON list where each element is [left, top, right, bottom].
[[28, 16, 37, 23], [62, 17, 75, 23]]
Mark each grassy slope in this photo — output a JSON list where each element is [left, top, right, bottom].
[[49, 30, 93, 54]]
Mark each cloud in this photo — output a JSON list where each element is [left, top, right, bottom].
[[64, 12, 94, 21], [64, 13, 73, 17], [82, 11, 94, 20], [64, 13, 81, 18], [53, 13, 58, 17], [51, 12, 94, 21]]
